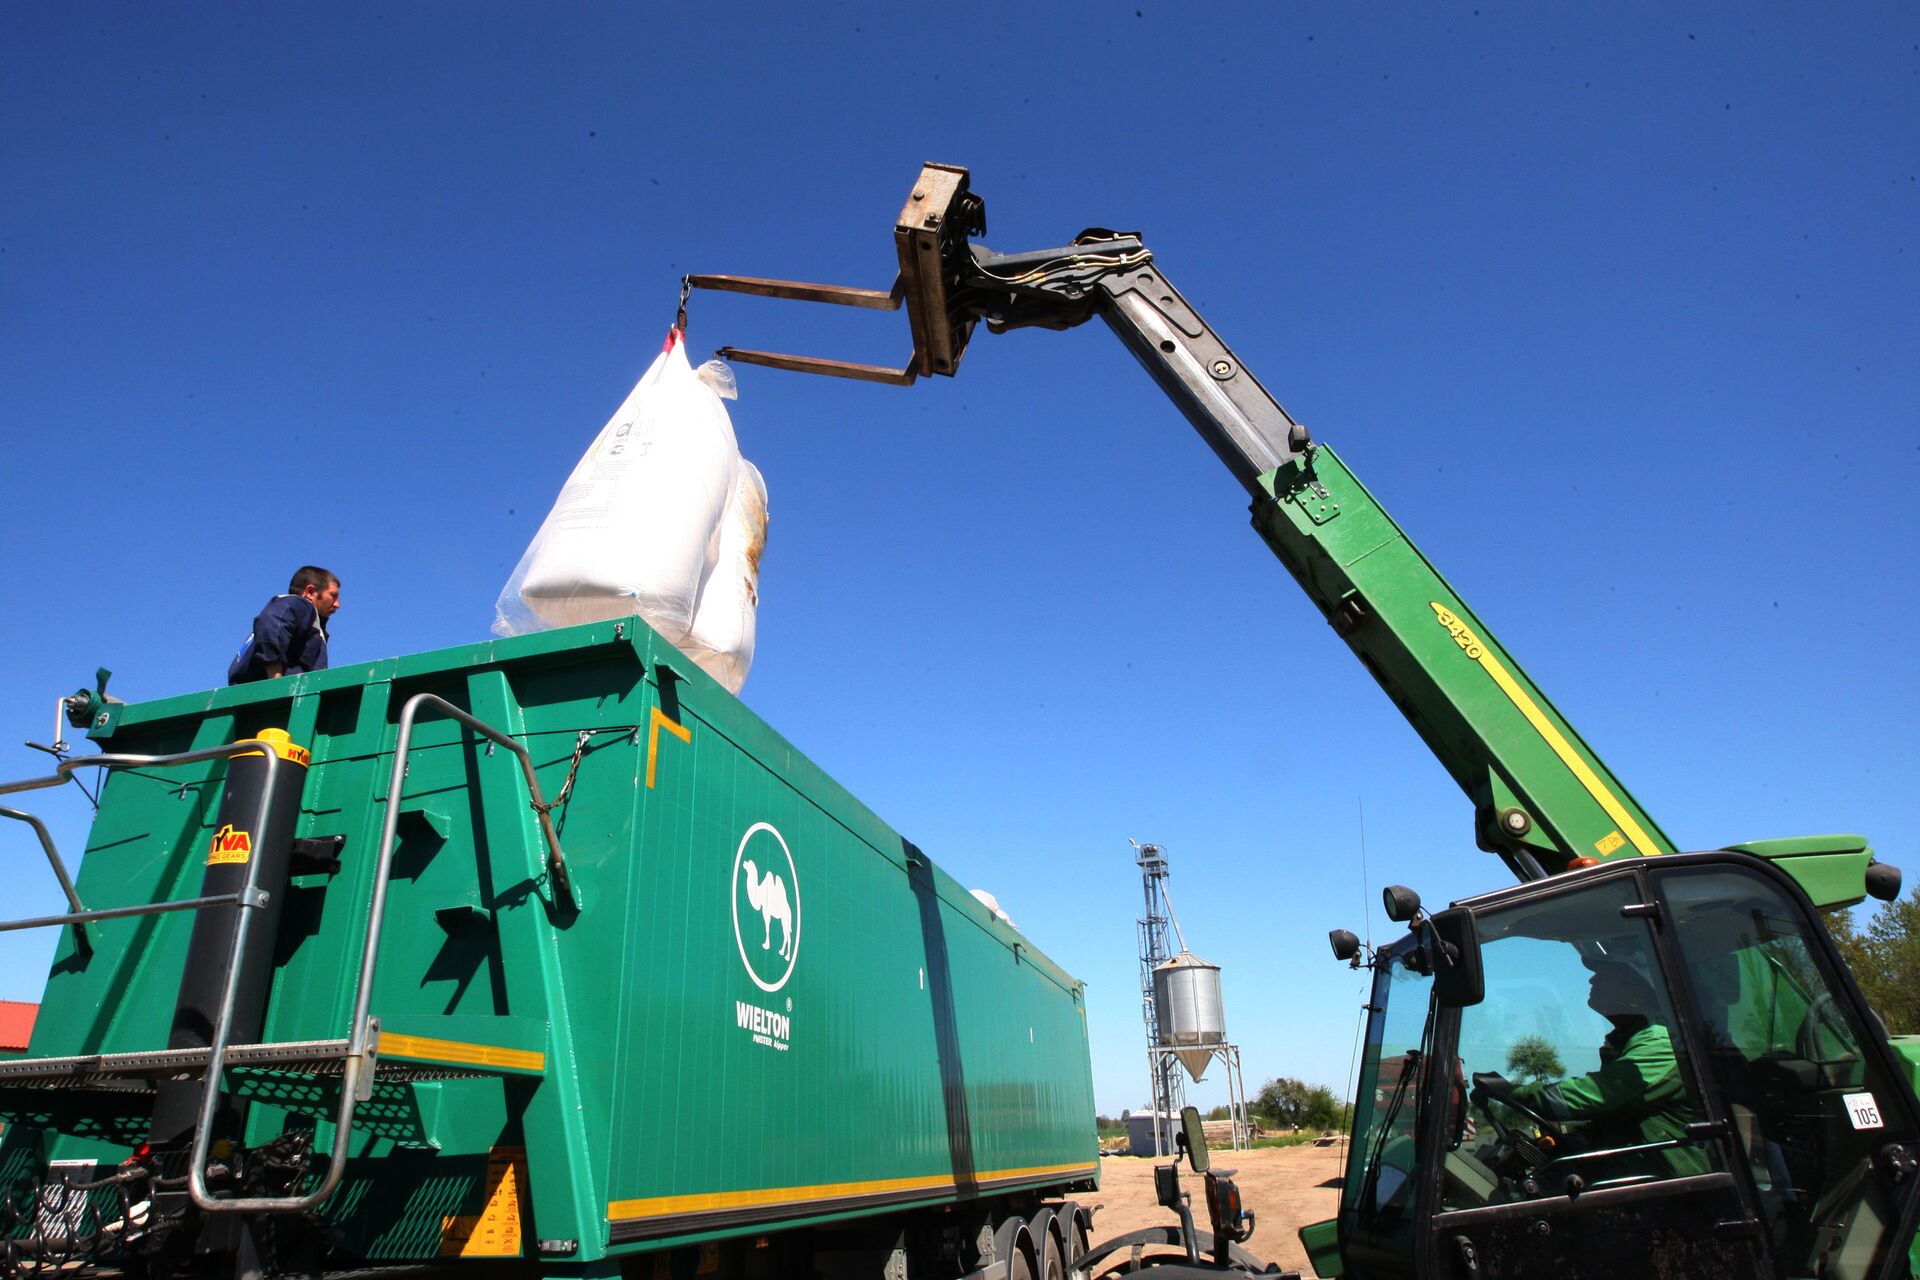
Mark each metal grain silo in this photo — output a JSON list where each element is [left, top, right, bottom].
[[1152, 950, 1225, 1080]]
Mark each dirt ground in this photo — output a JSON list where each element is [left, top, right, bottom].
[[1082, 1144, 1346, 1277]]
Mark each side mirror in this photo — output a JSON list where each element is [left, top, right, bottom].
[[1429, 907, 1484, 1007], [1329, 928, 1361, 963], [1180, 1105, 1210, 1173], [1383, 885, 1422, 923]]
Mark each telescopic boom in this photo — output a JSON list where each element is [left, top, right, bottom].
[[689, 162, 1675, 881]]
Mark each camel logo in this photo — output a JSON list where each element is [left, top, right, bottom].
[[207, 824, 253, 866], [731, 822, 800, 993]]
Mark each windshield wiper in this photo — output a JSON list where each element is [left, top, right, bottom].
[[1359, 1047, 1421, 1224]]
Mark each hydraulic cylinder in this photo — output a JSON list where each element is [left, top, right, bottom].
[[148, 728, 309, 1146]]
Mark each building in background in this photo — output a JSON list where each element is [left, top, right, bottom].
[[0, 1001, 37, 1059]]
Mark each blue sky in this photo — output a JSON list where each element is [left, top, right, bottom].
[[2, 4, 1915, 1118]]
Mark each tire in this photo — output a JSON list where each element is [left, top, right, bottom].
[[1068, 1217, 1092, 1278], [1038, 1228, 1064, 1280]]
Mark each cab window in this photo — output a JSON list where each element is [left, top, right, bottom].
[[1661, 867, 1917, 1280], [1343, 943, 1435, 1259], [1440, 875, 1717, 1212]]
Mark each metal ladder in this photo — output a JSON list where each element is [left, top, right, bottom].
[[0, 694, 574, 1214]]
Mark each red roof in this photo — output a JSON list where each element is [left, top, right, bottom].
[[0, 1001, 37, 1051]]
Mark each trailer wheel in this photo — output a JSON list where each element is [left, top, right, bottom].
[[1027, 1207, 1064, 1280], [1036, 1228, 1063, 1280], [992, 1212, 1038, 1280], [1067, 1216, 1091, 1277]]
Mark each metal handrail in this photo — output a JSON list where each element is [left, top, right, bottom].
[[0, 699, 574, 1214], [191, 693, 576, 1212], [378, 693, 578, 911], [0, 740, 314, 1213], [0, 807, 93, 954]]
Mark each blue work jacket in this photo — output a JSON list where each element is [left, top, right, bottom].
[[228, 595, 330, 684]]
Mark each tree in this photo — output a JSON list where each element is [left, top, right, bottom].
[[1825, 905, 1868, 983], [1254, 1076, 1311, 1128], [1827, 896, 1920, 1033], [1119, 1108, 1131, 1124], [1253, 1077, 1351, 1131], [1301, 1083, 1348, 1132], [1505, 1035, 1565, 1082]]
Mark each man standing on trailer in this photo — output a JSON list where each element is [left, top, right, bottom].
[[227, 566, 341, 683]]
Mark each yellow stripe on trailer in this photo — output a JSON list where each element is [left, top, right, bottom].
[[380, 1032, 545, 1074], [608, 1161, 1099, 1222]]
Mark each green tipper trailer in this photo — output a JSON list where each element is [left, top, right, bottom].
[[0, 618, 1098, 1277]]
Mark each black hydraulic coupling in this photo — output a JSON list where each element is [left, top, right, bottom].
[[148, 729, 310, 1146]]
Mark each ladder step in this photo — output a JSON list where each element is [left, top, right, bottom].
[[0, 1038, 508, 1090]]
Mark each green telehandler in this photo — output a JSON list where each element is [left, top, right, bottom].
[[688, 163, 1920, 1279]]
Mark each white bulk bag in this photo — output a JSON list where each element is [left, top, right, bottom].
[[494, 331, 740, 641], [680, 460, 768, 693]]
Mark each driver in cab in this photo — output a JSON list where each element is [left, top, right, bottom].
[[1474, 955, 1707, 1178]]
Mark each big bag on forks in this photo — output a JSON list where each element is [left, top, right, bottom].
[[495, 329, 739, 642], [677, 459, 768, 694]]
